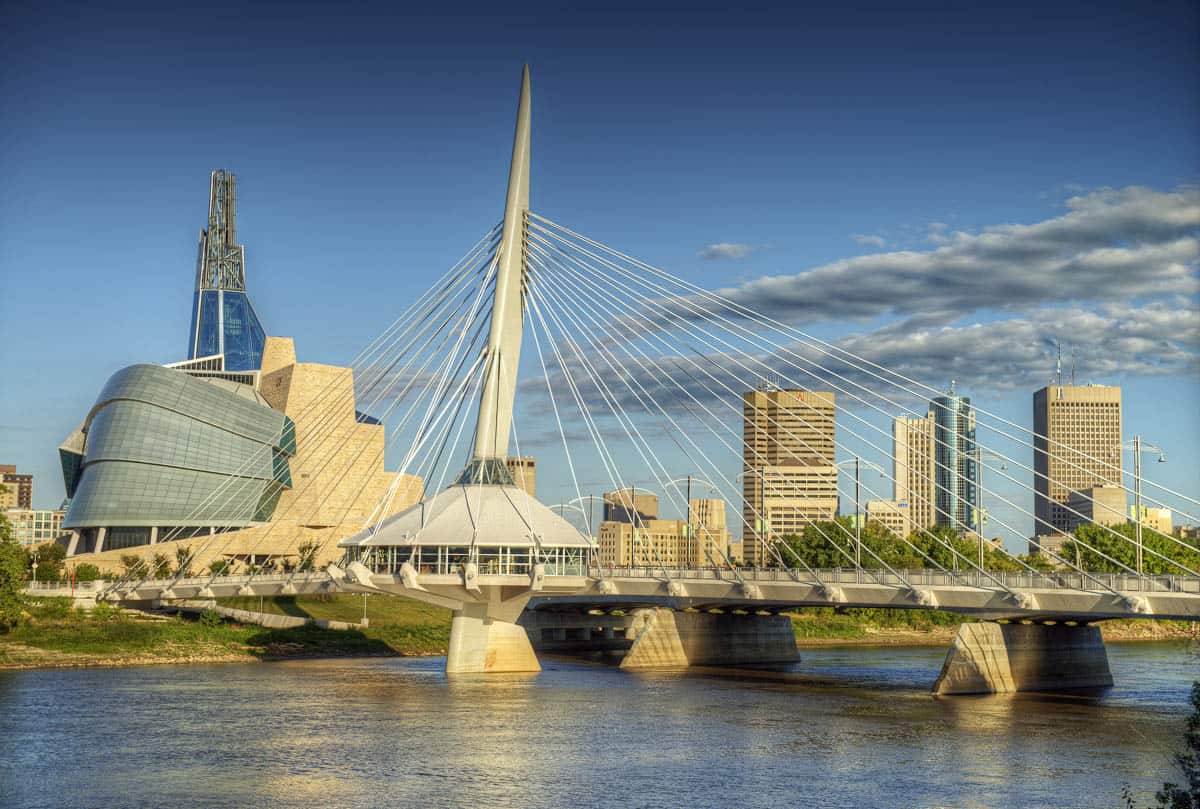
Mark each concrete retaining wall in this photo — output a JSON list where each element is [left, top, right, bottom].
[[174, 603, 367, 632], [933, 622, 1113, 695]]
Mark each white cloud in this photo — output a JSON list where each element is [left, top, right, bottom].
[[851, 234, 887, 248], [700, 186, 1199, 325], [698, 242, 753, 261]]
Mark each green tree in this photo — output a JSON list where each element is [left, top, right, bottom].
[[119, 554, 148, 578], [73, 563, 102, 582], [148, 552, 171, 579], [1064, 523, 1200, 575], [0, 499, 28, 631], [28, 541, 67, 581], [173, 546, 194, 578], [297, 542, 319, 572]]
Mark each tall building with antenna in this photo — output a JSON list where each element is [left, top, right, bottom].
[[930, 383, 978, 533], [742, 388, 838, 566], [1033, 378, 1123, 536]]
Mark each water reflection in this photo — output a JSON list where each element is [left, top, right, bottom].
[[0, 643, 1192, 809]]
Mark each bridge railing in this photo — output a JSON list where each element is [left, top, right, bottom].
[[599, 567, 1200, 594], [25, 580, 105, 593]]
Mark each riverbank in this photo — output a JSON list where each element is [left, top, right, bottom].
[[2, 596, 1193, 670], [0, 595, 448, 670]]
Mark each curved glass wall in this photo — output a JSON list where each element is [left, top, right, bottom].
[[64, 363, 293, 533]]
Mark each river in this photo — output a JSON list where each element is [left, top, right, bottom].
[[0, 642, 1194, 809]]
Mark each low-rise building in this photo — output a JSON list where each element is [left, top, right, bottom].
[[1065, 485, 1126, 530], [865, 499, 914, 538], [1028, 533, 1072, 565], [1133, 505, 1172, 535], [598, 498, 731, 568], [6, 509, 65, 547]]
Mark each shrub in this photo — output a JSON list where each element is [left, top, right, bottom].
[[199, 608, 224, 628], [74, 563, 102, 582]]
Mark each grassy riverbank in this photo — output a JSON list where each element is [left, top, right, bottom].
[[1, 596, 1193, 669], [788, 607, 1198, 646], [0, 595, 450, 670]]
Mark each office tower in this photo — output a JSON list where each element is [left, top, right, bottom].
[[1033, 383, 1122, 535], [931, 388, 977, 532], [187, 170, 267, 371], [893, 412, 937, 534], [742, 387, 837, 566]]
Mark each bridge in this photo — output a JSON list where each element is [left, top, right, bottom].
[[81, 65, 1200, 694]]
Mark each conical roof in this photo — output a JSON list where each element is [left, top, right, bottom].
[[339, 483, 594, 549]]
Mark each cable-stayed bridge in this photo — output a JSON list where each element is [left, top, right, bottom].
[[85, 66, 1200, 694]]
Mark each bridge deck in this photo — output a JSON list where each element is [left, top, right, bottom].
[[32, 567, 1200, 622]]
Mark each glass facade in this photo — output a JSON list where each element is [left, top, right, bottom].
[[932, 393, 978, 532], [188, 289, 266, 372], [63, 364, 294, 532]]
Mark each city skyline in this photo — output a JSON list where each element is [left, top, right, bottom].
[[1, 3, 1197, 549]]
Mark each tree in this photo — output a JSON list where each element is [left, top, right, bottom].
[[1154, 681, 1200, 808], [174, 546, 194, 578], [0, 500, 27, 631], [148, 553, 171, 579], [297, 542, 319, 572], [1064, 523, 1200, 575], [28, 541, 66, 581], [73, 563, 102, 582], [119, 554, 148, 578]]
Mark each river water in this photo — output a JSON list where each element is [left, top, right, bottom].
[[0, 642, 1194, 809]]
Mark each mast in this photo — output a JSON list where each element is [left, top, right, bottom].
[[473, 65, 532, 461]]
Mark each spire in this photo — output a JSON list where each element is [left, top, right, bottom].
[[186, 169, 266, 371], [472, 66, 532, 461]]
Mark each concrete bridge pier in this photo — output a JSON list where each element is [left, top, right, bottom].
[[933, 621, 1113, 695], [620, 608, 799, 669], [447, 598, 541, 675]]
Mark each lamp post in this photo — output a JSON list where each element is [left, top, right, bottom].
[[974, 448, 1007, 569], [1122, 436, 1166, 576], [834, 457, 886, 571]]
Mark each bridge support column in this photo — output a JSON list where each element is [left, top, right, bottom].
[[447, 600, 540, 674], [933, 622, 1113, 695], [620, 608, 799, 669]]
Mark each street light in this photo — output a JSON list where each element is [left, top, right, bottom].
[[834, 457, 886, 570], [974, 448, 1007, 569], [1121, 436, 1166, 576]]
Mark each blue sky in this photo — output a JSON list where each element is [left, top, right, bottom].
[[1, 1, 1197, 545]]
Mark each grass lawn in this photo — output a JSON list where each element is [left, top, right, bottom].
[[0, 595, 451, 669]]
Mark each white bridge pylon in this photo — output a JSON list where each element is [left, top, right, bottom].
[[337, 65, 594, 674]]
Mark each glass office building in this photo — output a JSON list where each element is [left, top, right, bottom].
[[61, 363, 295, 553], [931, 391, 978, 533]]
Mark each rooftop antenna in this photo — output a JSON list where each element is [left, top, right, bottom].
[[949, 379, 956, 396], [1055, 340, 1063, 386], [1070, 346, 1076, 386]]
